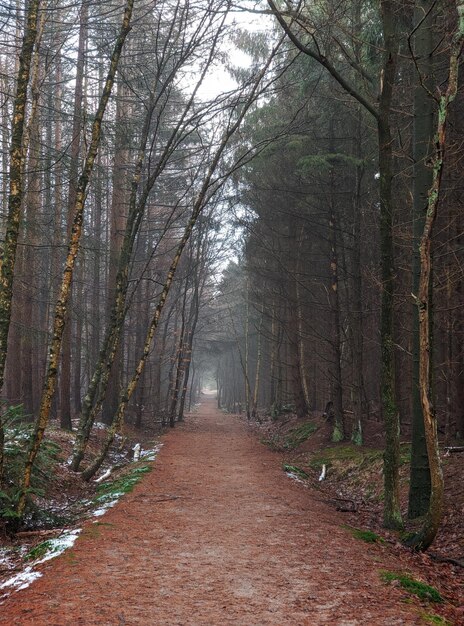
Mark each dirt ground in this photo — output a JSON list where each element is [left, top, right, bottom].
[[0, 398, 455, 625]]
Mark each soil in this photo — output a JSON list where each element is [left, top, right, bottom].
[[0, 398, 460, 624]]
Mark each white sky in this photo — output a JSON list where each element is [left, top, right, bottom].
[[196, 9, 273, 100]]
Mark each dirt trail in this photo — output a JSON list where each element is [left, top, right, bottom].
[[1, 398, 428, 625]]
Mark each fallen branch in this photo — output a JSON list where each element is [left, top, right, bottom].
[[428, 552, 464, 568], [16, 528, 65, 539]]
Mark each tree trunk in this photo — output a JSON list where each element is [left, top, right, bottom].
[[408, 0, 435, 519], [406, 0, 464, 550], [168, 284, 188, 427], [252, 312, 264, 418], [102, 77, 130, 425], [60, 0, 88, 431], [17, 0, 134, 517], [378, 0, 402, 530], [0, 0, 41, 484], [350, 108, 366, 445], [328, 180, 344, 441]]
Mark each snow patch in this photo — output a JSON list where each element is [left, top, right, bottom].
[[35, 529, 81, 565], [285, 471, 306, 485], [0, 566, 42, 592], [92, 498, 119, 517], [0, 529, 81, 596], [140, 443, 162, 461]]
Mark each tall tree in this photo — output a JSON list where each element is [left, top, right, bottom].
[[18, 0, 135, 517], [0, 0, 42, 483]]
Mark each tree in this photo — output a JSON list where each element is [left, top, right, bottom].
[[267, 0, 403, 529], [407, 0, 464, 551], [0, 0, 42, 484], [18, 0, 135, 517]]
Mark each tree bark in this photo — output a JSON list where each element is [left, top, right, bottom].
[[102, 76, 130, 425], [17, 0, 134, 517], [0, 0, 41, 484], [60, 0, 88, 431], [408, 0, 435, 519], [406, 0, 464, 551], [378, 0, 402, 530]]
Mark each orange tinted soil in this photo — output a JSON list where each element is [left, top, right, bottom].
[[0, 399, 444, 624]]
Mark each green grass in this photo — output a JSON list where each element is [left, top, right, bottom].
[[283, 464, 309, 479], [94, 464, 151, 504], [262, 421, 317, 452], [283, 422, 318, 450], [309, 444, 381, 470], [25, 540, 55, 561], [420, 613, 451, 625], [344, 525, 385, 544], [380, 571, 443, 603]]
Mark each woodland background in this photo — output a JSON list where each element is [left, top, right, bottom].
[[0, 0, 463, 552]]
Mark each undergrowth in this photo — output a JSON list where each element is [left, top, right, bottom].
[[1, 404, 61, 525], [283, 464, 308, 479], [94, 464, 151, 504], [309, 445, 382, 471], [344, 525, 384, 544], [263, 420, 317, 451], [25, 539, 56, 561], [380, 571, 443, 603], [420, 613, 451, 625]]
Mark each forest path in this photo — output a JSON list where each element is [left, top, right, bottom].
[[2, 398, 426, 625]]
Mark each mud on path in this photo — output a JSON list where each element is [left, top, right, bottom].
[[1, 398, 433, 625]]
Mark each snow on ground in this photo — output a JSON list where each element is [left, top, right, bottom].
[[0, 529, 81, 597], [0, 567, 42, 593], [140, 443, 162, 461], [35, 529, 81, 565], [1, 443, 163, 600], [285, 471, 307, 486]]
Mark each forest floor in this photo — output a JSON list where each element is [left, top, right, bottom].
[[0, 397, 462, 625]]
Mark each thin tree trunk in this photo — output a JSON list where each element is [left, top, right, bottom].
[[102, 77, 130, 425], [61, 0, 89, 430], [244, 278, 251, 419], [328, 145, 344, 441], [17, 0, 134, 516], [0, 0, 41, 484], [350, 107, 365, 445], [296, 227, 311, 410], [408, 0, 435, 519], [168, 284, 188, 427], [379, 0, 402, 530], [407, 0, 464, 551], [252, 311, 264, 418]]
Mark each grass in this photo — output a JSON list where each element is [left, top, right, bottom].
[[81, 521, 114, 539], [25, 540, 55, 561], [262, 420, 317, 452], [94, 463, 151, 504], [420, 614, 451, 625], [344, 525, 385, 544], [283, 464, 309, 479], [380, 571, 443, 603], [309, 444, 381, 471], [283, 422, 318, 450]]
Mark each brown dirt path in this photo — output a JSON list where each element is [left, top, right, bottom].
[[1, 399, 432, 625]]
